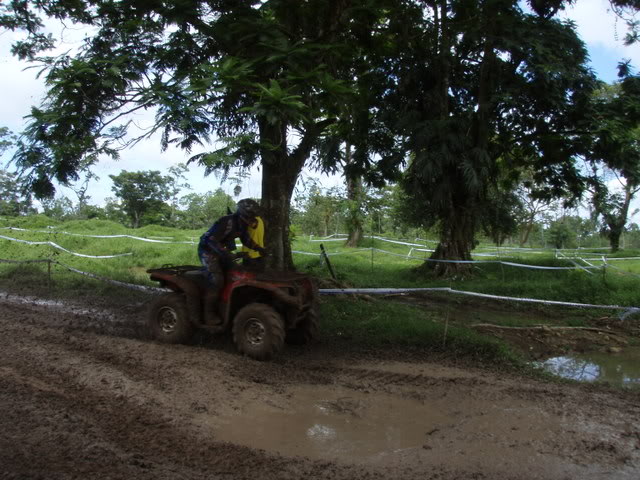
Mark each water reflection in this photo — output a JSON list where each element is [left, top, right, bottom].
[[539, 348, 640, 386]]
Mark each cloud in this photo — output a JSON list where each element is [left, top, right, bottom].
[[561, 0, 640, 68]]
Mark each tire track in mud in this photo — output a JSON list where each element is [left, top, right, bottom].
[[2, 301, 426, 480], [2, 298, 640, 479]]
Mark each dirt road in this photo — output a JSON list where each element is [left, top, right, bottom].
[[1, 294, 639, 480]]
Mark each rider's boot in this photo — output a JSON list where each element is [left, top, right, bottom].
[[203, 289, 223, 326]]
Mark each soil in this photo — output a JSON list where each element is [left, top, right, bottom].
[[1, 291, 640, 480]]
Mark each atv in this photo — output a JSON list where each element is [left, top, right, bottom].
[[146, 263, 319, 360]]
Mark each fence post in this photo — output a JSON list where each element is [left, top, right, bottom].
[[47, 259, 52, 290], [319, 243, 337, 280]]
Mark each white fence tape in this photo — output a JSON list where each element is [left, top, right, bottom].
[[319, 286, 639, 315], [369, 236, 426, 247], [0, 258, 51, 264], [3, 227, 609, 271], [54, 261, 165, 293], [0, 257, 164, 293], [555, 251, 594, 275], [310, 235, 429, 248], [577, 256, 640, 262], [2, 257, 638, 317], [415, 237, 439, 244], [55, 232, 194, 244], [293, 245, 604, 270], [292, 250, 324, 256], [0, 227, 194, 244], [607, 263, 640, 279], [0, 234, 133, 259]]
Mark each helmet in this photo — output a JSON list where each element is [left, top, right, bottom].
[[236, 198, 260, 219]]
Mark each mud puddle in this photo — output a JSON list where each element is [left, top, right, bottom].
[[208, 385, 445, 463], [201, 378, 582, 473], [0, 290, 140, 322], [539, 347, 640, 386]]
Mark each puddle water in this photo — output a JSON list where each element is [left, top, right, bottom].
[[0, 290, 126, 323], [209, 386, 448, 463], [539, 347, 640, 386]]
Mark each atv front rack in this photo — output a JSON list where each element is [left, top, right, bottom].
[[146, 265, 203, 276]]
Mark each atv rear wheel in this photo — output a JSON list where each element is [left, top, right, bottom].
[[147, 293, 193, 344], [232, 303, 285, 360], [286, 306, 319, 345]]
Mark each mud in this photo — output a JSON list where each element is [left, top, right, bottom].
[[1, 294, 640, 479]]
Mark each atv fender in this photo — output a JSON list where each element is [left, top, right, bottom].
[[149, 272, 203, 325]]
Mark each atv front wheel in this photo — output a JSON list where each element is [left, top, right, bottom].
[[147, 293, 193, 344], [286, 306, 320, 345], [232, 303, 285, 360]]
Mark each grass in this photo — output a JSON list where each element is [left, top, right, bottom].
[[320, 296, 521, 365], [1, 216, 639, 368]]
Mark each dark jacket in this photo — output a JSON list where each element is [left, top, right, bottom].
[[198, 214, 262, 267]]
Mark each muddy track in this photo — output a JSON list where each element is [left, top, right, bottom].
[[1, 296, 639, 480]]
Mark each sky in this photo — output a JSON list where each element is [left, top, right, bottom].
[[0, 0, 639, 211]]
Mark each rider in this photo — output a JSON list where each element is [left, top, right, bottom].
[[198, 198, 266, 325]]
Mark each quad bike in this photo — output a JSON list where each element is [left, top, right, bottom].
[[146, 262, 319, 360]]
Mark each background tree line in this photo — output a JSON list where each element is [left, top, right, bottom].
[[1, 0, 639, 273], [3, 157, 640, 251]]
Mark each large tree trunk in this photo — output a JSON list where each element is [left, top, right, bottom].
[[260, 119, 333, 271], [422, 4, 495, 277], [605, 182, 634, 253], [427, 204, 476, 276], [260, 120, 296, 271], [608, 228, 622, 253], [519, 213, 536, 247], [345, 145, 364, 248], [261, 162, 296, 271]]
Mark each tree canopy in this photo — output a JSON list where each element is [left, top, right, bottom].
[[2, 0, 382, 268], [2, 0, 639, 273]]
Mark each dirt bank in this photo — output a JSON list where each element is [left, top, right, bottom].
[[1, 294, 639, 480]]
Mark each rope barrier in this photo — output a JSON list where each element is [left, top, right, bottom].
[[0, 227, 194, 244], [292, 246, 604, 270], [54, 261, 165, 293], [1, 257, 638, 318], [0, 234, 133, 259], [0, 258, 51, 264], [319, 286, 639, 317]]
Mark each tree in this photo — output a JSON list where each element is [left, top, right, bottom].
[[546, 216, 583, 250], [103, 197, 127, 225], [166, 163, 191, 226], [0, 127, 16, 156], [41, 195, 74, 220], [381, 1, 605, 275], [177, 189, 234, 230], [0, 168, 34, 216], [515, 175, 561, 247], [591, 172, 640, 252], [0, 129, 33, 216], [109, 170, 171, 228], [294, 184, 345, 237], [341, 145, 366, 247], [2, 0, 380, 270], [585, 73, 640, 252]]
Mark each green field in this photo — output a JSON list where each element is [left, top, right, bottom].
[[2, 216, 639, 368]]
